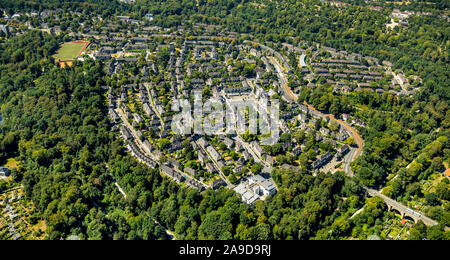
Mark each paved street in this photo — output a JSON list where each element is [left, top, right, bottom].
[[261, 51, 364, 176], [304, 102, 364, 175]]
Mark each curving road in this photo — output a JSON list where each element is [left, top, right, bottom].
[[267, 56, 298, 103], [267, 53, 364, 175], [303, 102, 364, 175]]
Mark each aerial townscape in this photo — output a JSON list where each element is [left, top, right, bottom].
[[0, 0, 448, 242]]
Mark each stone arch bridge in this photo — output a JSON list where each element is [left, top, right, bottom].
[[364, 187, 438, 226]]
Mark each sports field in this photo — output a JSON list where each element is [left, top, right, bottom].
[[53, 41, 89, 61]]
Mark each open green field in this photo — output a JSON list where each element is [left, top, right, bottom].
[[53, 41, 88, 61]]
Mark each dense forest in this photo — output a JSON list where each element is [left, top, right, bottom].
[[0, 0, 448, 239]]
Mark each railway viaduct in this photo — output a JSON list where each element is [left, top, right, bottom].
[[364, 187, 439, 226]]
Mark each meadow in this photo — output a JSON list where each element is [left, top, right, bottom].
[[53, 41, 88, 61]]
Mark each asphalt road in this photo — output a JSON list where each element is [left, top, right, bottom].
[[304, 102, 364, 175], [265, 54, 364, 175]]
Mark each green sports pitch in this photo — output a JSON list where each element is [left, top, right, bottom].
[[53, 41, 89, 61]]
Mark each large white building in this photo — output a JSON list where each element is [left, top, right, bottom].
[[248, 174, 277, 196], [233, 174, 277, 205]]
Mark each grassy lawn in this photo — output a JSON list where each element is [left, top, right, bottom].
[[53, 42, 88, 61], [4, 158, 20, 169]]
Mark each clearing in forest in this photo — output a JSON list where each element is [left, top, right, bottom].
[[53, 40, 89, 62]]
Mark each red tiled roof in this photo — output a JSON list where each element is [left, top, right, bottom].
[[444, 168, 450, 177]]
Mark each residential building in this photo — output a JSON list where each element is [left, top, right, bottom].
[[143, 102, 152, 116], [223, 137, 234, 149], [207, 146, 222, 162], [0, 24, 10, 35], [312, 153, 333, 170], [251, 141, 265, 157], [184, 167, 196, 176], [205, 162, 216, 174], [210, 178, 226, 190], [0, 167, 10, 177], [337, 144, 350, 160], [160, 165, 184, 183], [120, 126, 133, 140], [167, 158, 182, 169]]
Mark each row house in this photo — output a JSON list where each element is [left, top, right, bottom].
[[109, 109, 120, 123], [210, 178, 226, 190], [205, 162, 216, 174], [167, 158, 182, 170], [312, 152, 333, 170], [198, 150, 208, 166], [186, 178, 204, 192], [160, 165, 184, 183], [120, 125, 133, 140], [336, 144, 350, 160], [207, 146, 222, 162], [121, 104, 132, 119], [143, 102, 153, 116]]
